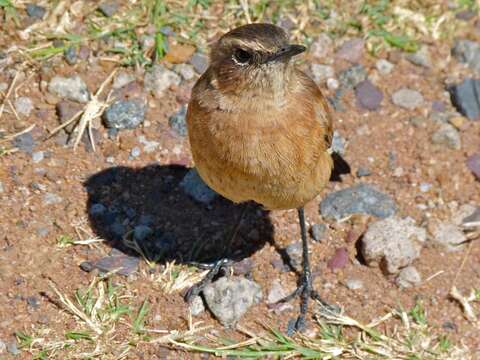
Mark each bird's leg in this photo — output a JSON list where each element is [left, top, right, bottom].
[[276, 207, 336, 332], [184, 203, 248, 303]]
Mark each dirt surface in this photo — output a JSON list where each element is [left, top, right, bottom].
[[1, 1, 480, 359]]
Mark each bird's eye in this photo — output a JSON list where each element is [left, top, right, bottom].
[[232, 48, 252, 65]]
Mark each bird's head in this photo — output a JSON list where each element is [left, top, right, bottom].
[[209, 23, 305, 94]]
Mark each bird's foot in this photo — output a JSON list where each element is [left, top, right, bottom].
[[184, 258, 232, 302]]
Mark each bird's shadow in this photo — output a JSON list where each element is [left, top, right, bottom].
[[83, 164, 274, 265]]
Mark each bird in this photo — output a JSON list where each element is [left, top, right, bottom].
[[185, 23, 336, 331]]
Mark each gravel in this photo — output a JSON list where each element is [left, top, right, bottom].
[[310, 33, 333, 60], [355, 79, 383, 111], [356, 167, 372, 177], [336, 38, 364, 63], [361, 216, 426, 274], [43, 192, 63, 205], [320, 183, 396, 220], [451, 39, 480, 75], [64, 47, 77, 65], [175, 64, 196, 81], [395, 266, 421, 288], [327, 247, 349, 270], [48, 75, 90, 103], [189, 52, 209, 74], [168, 105, 188, 136], [448, 78, 480, 120], [430, 222, 467, 252], [144, 64, 181, 97], [89, 203, 107, 217], [26, 4, 46, 19], [113, 71, 135, 89], [138, 135, 159, 153], [466, 154, 480, 180], [93, 252, 140, 276], [180, 168, 217, 205], [103, 100, 145, 129], [331, 131, 346, 155], [98, 1, 119, 17], [267, 279, 288, 304], [391, 88, 424, 110], [285, 241, 302, 271], [12, 133, 35, 153], [203, 276, 263, 327], [32, 151, 44, 163], [431, 123, 461, 150], [130, 146, 141, 158], [6, 340, 20, 356], [375, 59, 394, 74], [133, 225, 153, 242], [190, 295, 205, 316], [311, 64, 335, 84], [338, 64, 367, 89], [14, 96, 34, 116], [345, 278, 363, 290], [405, 46, 431, 67], [310, 223, 326, 242]]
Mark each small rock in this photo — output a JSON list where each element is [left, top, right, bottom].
[[336, 38, 364, 63], [456, 10, 476, 21], [32, 151, 44, 163], [311, 64, 334, 84], [130, 146, 141, 158], [448, 78, 480, 120], [466, 154, 480, 179], [285, 241, 302, 271], [26, 3, 46, 19], [138, 135, 159, 153], [355, 80, 383, 111], [144, 64, 181, 97], [103, 100, 145, 129], [93, 253, 140, 276], [419, 183, 432, 192], [48, 75, 90, 103], [361, 216, 426, 274], [331, 131, 346, 155], [395, 266, 421, 288], [0, 339, 6, 354], [345, 278, 363, 290], [6, 340, 20, 356], [43, 192, 63, 205], [56, 100, 83, 133], [98, 1, 119, 17], [405, 46, 431, 67], [409, 116, 427, 128], [0, 82, 8, 92], [113, 71, 135, 89], [327, 247, 348, 270], [338, 64, 367, 89], [168, 105, 187, 136], [190, 295, 205, 316], [430, 222, 467, 252], [431, 123, 461, 150], [164, 43, 196, 64], [80, 261, 94, 272], [320, 183, 396, 220], [78, 46, 90, 60], [14, 96, 34, 116], [267, 279, 288, 304], [310, 223, 326, 242], [375, 59, 394, 74], [180, 168, 217, 205], [232, 258, 254, 275], [432, 100, 446, 112], [448, 116, 465, 129], [64, 47, 77, 65], [89, 203, 107, 217], [133, 225, 153, 242], [26, 296, 40, 309], [392, 88, 424, 110], [189, 52, 209, 74], [356, 167, 372, 177], [452, 39, 480, 75], [310, 34, 333, 60], [203, 276, 263, 327], [12, 133, 35, 153], [327, 78, 339, 90], [175, 64, 196, 81]]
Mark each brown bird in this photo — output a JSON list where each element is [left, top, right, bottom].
[[186, 23, 335, 331]]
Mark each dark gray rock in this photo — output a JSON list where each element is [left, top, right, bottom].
[[203, 276, 263, 327], [448, 78, 480, 120], [80, 261, 94, 272], [180, 168, 217, 205], [103, 100, 145, 129], [467, 153, 480, 179], [26, 3, 46, 19], [338, 64, 367, 89], [168, 105, 187, 136], [190, 52, 209, 74], [355, 80, 383, 111], [89, 203, 107, 217], [310, 223, 326, 242], [356, 167, 372, 177], [12, 133, 35, 154], [6, 340, 20, 356], [320, 183, 396, 220], [452, 40, 480, 75], [133, 225, 153, 242], [285, 241, 302, 271], [93, 253, 140, 276], [98, 1, 119, 17], [110, 222, 126, 240], [64, 47, 77, 65], [26, 296, 40, 309]]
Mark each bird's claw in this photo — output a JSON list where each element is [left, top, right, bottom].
[[184, 259, 232, 302]]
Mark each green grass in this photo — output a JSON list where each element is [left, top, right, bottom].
[[0, 0, 19, 26]]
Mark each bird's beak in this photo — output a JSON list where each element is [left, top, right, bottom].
[[267, 44, 306, 63]]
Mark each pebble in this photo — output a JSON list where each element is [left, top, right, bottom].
[[14, 96, 34, 116], [430, 222, 467, 252], [190, 295, 205, 316], [419, 183, 432, 192], [0, 82, 8, 92], [310, 33, 333, 60], [285, 241, 302, 271], [395, 266, 421, 288], [138, 135, 159, 153], [405, 46, 431, 68], [466, 154, 480, 180], [375, 59, 394, 74], [12, 133, 35, 153], [336, 38, 364, 63], [189, 52, 209, 74], [338, 64, 367, 89], [48, 75, 90, 103], [331, 131, 346, 155], [113, 71, 135, 89], [144, 64, 181, 97], [6, 340, 20, 356], [267, 279, 288, 304], [168, 105, 188, 136], [355, 80, 383, 111], [180, 168, 217, 205], [27, 296, 40, 309], [56, 100, 83, 133], [89, 203, 107, 217], [93, 253, 140, 276], [64, 47, 77, 65], [311, 64, 334, 84], [103, 100, 145, 129], [431, 123, 461, 150], [431, 100, 446, 113], [451, 39, 480, 75], [43, 192, 63, 205], [448, 116, 465, 129], [130, 146, 141, 158], [175, 64, 196, 81], [165, 43, 196, 64], [320, 183, 396, 221], [356, 167, 372, 177], [133, 225, 153, 242], [327, 78, 339, 91], [327, 247, 348, 270], [203, 276, 263, 327], [0, 339, 5, 354], [80, 261, 94, 272], [310, 223, 326, 242], [361, 216, 426, 274], [31, 151, 45, 164], [409, 116, 427, 128], [26, 4, 46, 19], [392, 88, 424, 110], [345, 278, 363, 290], [448, 78, 480, 120], [98, 1, 119, 17]]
